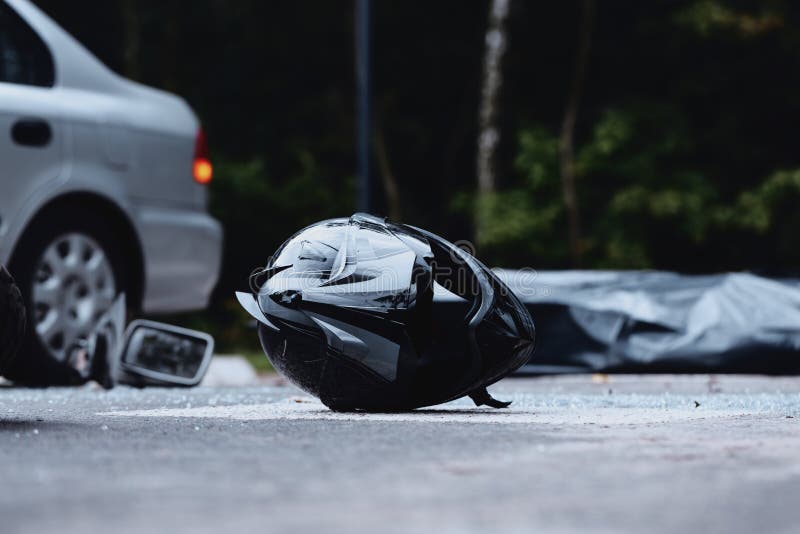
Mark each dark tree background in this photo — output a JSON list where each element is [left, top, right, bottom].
[[32, 0, 800, 350]]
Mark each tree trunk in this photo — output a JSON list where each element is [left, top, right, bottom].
[[161, 1, 180, 92], [559, 0, 596, 267], [374, 123, 402, 221], [121, 0, 141, 81], [476, 0, 511, 245]]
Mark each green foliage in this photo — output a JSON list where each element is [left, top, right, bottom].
[[493, 107, 800, 270], [35, 0, 800, 274], [717, 169, 800, 232], [473, 128, 566, 265], [675, 1, 783, 38], [210, 153, 351, 269]]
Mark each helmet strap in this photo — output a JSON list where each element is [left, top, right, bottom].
[[469, 387, 512, 409]]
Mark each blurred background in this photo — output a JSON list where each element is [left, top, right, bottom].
[[31, 0, 800, 359]]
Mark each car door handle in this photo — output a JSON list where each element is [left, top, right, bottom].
[[11, 118, 52, 147]]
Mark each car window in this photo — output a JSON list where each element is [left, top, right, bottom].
[[0, 2, 54, 87]]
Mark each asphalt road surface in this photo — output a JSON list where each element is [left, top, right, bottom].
[[1, 375, 799, 534]]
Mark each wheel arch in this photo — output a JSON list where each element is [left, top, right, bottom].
[[8, 192, 145, 311]]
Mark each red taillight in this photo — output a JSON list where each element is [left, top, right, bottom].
[[193, 128, 213, 185]]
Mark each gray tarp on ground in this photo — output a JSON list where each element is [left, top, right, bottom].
[[495, 270, 800, 374]]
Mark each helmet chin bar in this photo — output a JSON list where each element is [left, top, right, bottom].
[[417, 226, 532, 408], [239, 213, 536, 412]]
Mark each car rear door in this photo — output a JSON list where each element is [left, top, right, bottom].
[[0, 0, 64, 257]]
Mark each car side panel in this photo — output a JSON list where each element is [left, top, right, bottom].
[[62, 109, 221, 312], [130, 129, 208, 209], [45, 86, 203, 209], [133, 203, 222, 312], [0, 82, 65, 265]]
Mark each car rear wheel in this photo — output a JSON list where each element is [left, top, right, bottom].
[[8, 213, 127, 385]]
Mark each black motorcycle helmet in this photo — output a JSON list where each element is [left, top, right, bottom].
[[237, 213, 535, 411]]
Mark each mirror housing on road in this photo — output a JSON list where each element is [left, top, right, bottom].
[[119, 320, 214, 387]]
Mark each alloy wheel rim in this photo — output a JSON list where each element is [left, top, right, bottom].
[[31, 233, 116, 362]]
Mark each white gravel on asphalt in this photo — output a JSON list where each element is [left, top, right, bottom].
[[100, 391, 795, 425]]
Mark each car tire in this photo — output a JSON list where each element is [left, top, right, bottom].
[[7, 211, 128, 386], [0, 265, 26, 376]]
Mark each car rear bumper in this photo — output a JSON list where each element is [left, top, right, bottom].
[[135, 205, 223, 313]]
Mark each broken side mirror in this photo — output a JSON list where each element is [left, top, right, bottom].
[[118, 320, 214, 387]]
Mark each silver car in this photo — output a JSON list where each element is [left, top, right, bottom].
[[0, 0, 223, 365]]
